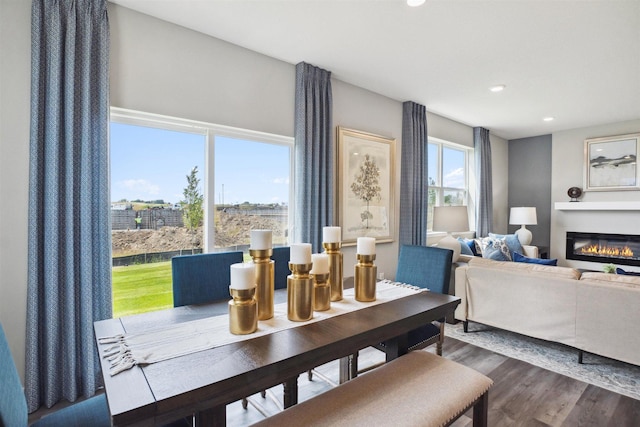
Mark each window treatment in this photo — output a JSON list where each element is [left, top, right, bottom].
[[26, 0, 111, 411], [474, 127, 493, 236], [294, 62, 333, 252], [399, 101, 427, 246]]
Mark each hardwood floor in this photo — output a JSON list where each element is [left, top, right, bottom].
[[444, 337, 640, 427], [29, 336, 640, 426]]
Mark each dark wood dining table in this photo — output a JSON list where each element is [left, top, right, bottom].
[[94, 286, 460, 427]]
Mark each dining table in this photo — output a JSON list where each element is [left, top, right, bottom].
[[94, 282, 460, 427]]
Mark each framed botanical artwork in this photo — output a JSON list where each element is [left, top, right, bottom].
[[584, 133, 640, 191], [337, 126, 396, 244]]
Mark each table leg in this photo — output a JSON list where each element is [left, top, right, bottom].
[[195, 405, 226, 427], [384, 333, 409, 362], [339, 352, 358, 383], [283, 376, 298, 408]]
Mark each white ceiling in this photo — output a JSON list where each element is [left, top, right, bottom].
[[109, 0, 640, 140]]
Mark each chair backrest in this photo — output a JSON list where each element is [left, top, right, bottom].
[[172, 251, 244, 307], [395, 245, 453, 294], [272, 246, 291, 290], [0, 323, 28, 427]]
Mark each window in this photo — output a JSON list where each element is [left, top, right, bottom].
[[110, 108, 293, 317], [427, 138, 471, 231]]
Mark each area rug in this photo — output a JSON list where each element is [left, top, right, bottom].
[[446, 321, 640, 401]]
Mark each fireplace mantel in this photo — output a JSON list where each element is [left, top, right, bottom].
[[554, 201, 640, 211]]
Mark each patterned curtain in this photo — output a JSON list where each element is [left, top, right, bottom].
[[474, 127, 493, 236], [294, 62, 333, 252], [399, 101, 427, 246], [26, 0, 111, 411]]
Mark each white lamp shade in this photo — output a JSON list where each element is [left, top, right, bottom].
[[509, 207, 537, 225], [432, 206, 469, 232]]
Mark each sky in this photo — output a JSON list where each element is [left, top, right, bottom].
[[110, 123, 290, 205]]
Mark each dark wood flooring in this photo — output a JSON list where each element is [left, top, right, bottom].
[[444, 337, 640, 427]]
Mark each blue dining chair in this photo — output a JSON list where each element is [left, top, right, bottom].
[[0, 322, 191, 426], [272, 246, 290, 291]]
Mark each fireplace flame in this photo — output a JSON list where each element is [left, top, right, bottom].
[[579, 244, 634, 258]]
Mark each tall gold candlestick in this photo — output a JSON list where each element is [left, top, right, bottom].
[[229, 287, 258, 335], [355, 254, 377, 302], [323, 242, 343, 301], [287, 262, 314, 321], [313, 272, 331, 311], [249, 248, 274, 320]]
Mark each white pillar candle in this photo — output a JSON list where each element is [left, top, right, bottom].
[[322, 226, 341, 243], [290, 243, 312, 264], [357, 237, 376, 255], [310, 253, 330, 274], [230, 263, 256, 290], [250, 229, 272, 250]]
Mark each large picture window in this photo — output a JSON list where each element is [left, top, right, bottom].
[[110, 108, 293, 317], [427, 138, 471, 232]]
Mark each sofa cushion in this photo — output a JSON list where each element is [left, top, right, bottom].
[[457, 237, 475, 256], [475, 237, 511, 261], [488, 233, 524, 257], [513, 252, 558, 266], [581, 271, 640, 288], [468, 256, 581, 280]]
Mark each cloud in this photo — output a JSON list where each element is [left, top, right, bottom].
[[272, 177, 289, 185], [444, 168, 465, 188], [120, 179, 160, 196]]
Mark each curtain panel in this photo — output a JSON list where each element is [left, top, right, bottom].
[[399, 101, 427, 246], [474, 127, 493, 237], [294, 62, 333, 252], [26, 0, 111, 411]]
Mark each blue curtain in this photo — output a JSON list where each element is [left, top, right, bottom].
[[26, 0, 111, 411], [294, 62, 333, 252], [399, 101, 427, 246], [474, 127, 493, 236]]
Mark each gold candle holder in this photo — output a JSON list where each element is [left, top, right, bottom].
[[355, 254, 377, 302], [287, 262, 314, 321], [313, 272, 331, 311], [323, 242, 343, 301], [249, 248, 274, 320], [229, 287, 258, 335]]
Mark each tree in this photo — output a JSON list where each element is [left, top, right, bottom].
[[350, 154, 381, 229], [182, 166, 204, 233]]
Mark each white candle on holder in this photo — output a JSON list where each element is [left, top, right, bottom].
[[290, 243, 312, 264], [250, 229, 272, 250], [322, 226, 341, 243], [230, 263, 256, 290], [357, 237, 376, 255], [310, 253, 330, 274]]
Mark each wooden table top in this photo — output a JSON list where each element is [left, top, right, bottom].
[[95, 289, 460, 426]]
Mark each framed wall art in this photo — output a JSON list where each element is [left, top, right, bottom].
[[584, 133, 640, 191], [337, 126, 395, 244]]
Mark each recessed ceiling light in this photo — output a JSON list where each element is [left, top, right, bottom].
[[489, 85, 505, 93], [407, 0, 426, 6], [543, 117, 555, 122]]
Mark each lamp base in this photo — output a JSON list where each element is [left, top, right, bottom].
[[515, 225, 532, 246]]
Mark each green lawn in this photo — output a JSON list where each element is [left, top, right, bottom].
[[112, 261, 174, 318]]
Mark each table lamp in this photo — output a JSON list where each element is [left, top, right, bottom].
[[433, 206, 469, 262], [509, 207, 537, 245]]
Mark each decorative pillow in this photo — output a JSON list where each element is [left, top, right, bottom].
[[616, 267, 640, 276], [457, 237, 475, 256], [488, 233, 523, 257], [513, 252, 558, 266], [476, 237, 511, 261]]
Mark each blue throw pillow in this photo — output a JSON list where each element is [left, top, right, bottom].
[[513, 252, 558, 266], [489, 233, 523, 257], [477, 237, 511, 261], [616, 267, 640, 276], [457, 238, 474, 256]]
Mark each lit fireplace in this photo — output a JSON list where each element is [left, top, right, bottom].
[[566, 232, 640, 267]]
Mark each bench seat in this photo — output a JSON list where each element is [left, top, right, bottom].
[[251, 350, 493, 427]]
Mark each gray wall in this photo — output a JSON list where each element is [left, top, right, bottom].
[[508, 135, 552, 247]]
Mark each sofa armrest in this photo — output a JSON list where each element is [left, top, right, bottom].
[[454, 264, 469, 321], [522, 245, 539, 258]]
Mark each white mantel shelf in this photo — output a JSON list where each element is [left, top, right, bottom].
[[554, 201, 640, 211]]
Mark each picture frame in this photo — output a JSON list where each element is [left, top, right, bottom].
[[337, 126, 396, 244], [584, 133, 640, 191]]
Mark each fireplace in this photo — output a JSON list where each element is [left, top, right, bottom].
[[566, 232, 640, 267]]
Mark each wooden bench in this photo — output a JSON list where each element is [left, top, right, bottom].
[[251, 350, 493, 427]]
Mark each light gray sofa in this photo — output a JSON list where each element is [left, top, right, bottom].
[[454, 257, 640, 367]]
